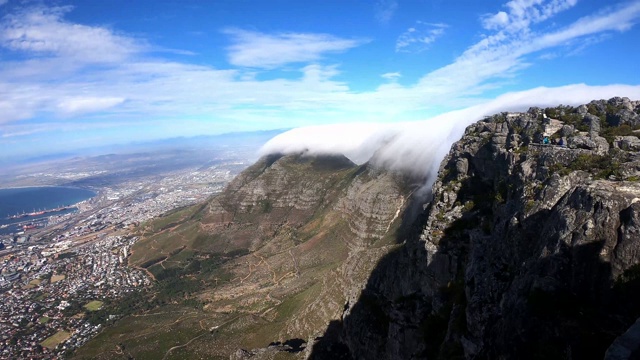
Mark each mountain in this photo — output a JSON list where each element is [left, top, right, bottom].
[[311, 97, 640, 359], [74, 153, 423, 359], [75, 97, 640, 360]]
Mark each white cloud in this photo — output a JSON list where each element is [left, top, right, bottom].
[[396, 22, 448, 52], [382, 72, 402, 81], [481, 11, 509, 30], [0, 2, 639, 148], [375, 0, 398, 24], [56, 97, 125, 116], [223, 28, 365, 68], [538, 52, 557, 60], [411, 1, 640, 102], [260, 84, 640, 181], [481, 0, 578, 32], [0, 6, 142, 63], [0, 0, 8, 6]]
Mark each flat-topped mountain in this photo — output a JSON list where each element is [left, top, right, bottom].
[[75, 153, 421, 359], [76, 97, 640, 360]]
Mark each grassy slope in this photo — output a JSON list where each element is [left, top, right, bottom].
[[74, 155, 410, 359]]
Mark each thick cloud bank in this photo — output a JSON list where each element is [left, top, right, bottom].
[[260, 84, 640, 182]]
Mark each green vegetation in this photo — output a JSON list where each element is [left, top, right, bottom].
[[74, 153, 411, 359], [84, 300, 104, 311], [462, 201, 475, 213], [550, 153, 623, 179], [77, 305, 211, 360], [150, 204, 201, 231], [259, 199, 273, 213], [525, 200, 536, 213], [513, 145, 528, 154], [41, 330, 71, 349], [39, 316, 50, 324], [601, 124, 640, 145], [617, 263, 640, 284], [544, 105, 590, 131]]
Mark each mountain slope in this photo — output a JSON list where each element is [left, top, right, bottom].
[[312, 97, 640, 359], [74, 153, 421, 359], [77, 97, 640, 360]]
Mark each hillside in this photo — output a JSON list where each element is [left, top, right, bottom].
[[74, 153, 421, 359], [74, 97, 640, 360]]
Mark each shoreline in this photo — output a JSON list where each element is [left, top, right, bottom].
[[0, 185, 95, 191], [0, 187, 98, 221]]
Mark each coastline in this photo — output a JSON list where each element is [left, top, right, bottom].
[[0, 185, 95, 191], [0, 187, 97, 222]]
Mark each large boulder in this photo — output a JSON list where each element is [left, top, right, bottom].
[[568, 135, 609, 154], [583, 113, 601, 136], [613, 136, 640, 151], [608, 109, 640, 127]]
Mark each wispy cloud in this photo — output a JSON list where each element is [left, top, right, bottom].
[[0, 1, 639, 151], [411, 0, 640, 101], [56, 97, 125, 117], [396, 22, 448, 52], [381, 72, 401, 81], [375, 0, 398, 24], [481, 0, 578, 32], [223, 28, 365, 68], [0, 6, 143, 63]]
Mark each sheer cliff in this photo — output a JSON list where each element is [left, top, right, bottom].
[[312, 97, 640, 359]]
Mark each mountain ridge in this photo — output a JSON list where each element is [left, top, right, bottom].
[[74, 152, 422, 359], [311, 96, 640, 360], [75, 97, 640, 360]]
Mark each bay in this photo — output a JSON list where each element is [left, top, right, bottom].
[[0, 187, 96, 233]]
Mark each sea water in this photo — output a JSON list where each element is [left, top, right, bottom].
[[0, 186, 96, 235]]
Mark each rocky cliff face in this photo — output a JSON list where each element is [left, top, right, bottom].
[[312, 97, 640, 359]]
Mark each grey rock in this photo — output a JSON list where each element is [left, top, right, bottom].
[[326, 97, 640, 360], [610, 109, 640, 127], [577, 104, 589, 115], [608, 96, 634, 111], [455, 158, 469, 178], [613, 136, 640, 151], [589, 99, 607, 115], [527, 107, 542, 116], [560, 124, 574, 137], [568, 135, 598, 150], [583, 113, 601, 135]]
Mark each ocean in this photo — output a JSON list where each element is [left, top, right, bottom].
[[0, 186, 96, 235]]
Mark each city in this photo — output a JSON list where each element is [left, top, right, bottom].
[[0, 157, 248, 358]]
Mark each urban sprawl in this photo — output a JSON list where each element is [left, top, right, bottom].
[[0, 162, 243, 358]]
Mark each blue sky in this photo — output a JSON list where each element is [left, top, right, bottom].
[[1, 0, 640, 161]]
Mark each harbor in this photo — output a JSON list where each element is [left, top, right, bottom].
[[6, 205, 74, 220]]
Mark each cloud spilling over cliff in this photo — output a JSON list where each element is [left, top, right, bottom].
[[260, 84, 640, 181]]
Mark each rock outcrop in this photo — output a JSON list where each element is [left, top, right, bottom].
[[311, 97, 640, 359]]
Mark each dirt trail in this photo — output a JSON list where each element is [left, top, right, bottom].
[[161, 332, 208, 360]]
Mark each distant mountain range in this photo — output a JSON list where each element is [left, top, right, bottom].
[[1, 129, 289, 168]]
